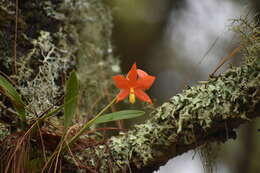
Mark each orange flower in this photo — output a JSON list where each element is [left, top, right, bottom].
[[112, 63, 156, 104]]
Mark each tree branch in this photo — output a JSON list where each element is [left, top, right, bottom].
[[78, 49, 260, 172]]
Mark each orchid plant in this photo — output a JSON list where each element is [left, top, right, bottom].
[[0, 63, 156, 171]]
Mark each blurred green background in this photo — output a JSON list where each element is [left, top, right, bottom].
[[108, 0, 260, 173]]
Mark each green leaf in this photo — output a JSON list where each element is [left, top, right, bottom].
[[64, 71, 79, 131], [92, 110, 145, 125], [0, 75, 26, 121]]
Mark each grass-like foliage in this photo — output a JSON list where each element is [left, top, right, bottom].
[[0, 75, 26, 123]]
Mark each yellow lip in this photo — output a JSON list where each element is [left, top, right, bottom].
[[129, 88, 135, 104]]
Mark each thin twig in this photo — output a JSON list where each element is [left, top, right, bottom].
[[210, 44, 244, 76], [5, 135, 27, 172], [37, 123, 47, 162], [83, 96, 103, 123], [66, 141, 81, 170], [54, 124, 77, 173], [198, 35, 221, 66], [37, 95, 64, 118], [13, 0, 19, 74], [176, 34, 222, 91], [66, 141, 98, 173]]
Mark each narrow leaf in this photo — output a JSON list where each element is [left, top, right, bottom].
[[64, 71, 79, 131], [92, 110, 145, 125], [0, 75, 26, 121]]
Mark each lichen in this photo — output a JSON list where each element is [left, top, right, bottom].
[[60, 0, 120, 116], [0, 0, 73, 117], [0, 123, 9, 141], [16, 30, 72, 115], [103, 55, 259, 172], [79, 19, 260, 172], [0, 0, 119, 118]]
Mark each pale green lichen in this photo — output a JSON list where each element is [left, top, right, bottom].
[[0, 0, 74, 117], [0, 0, 117, 171], [60, 0, 120, 116], [104, 55, 259, 171], [79, 19, 260, 172], [0, 0, 119, 118], [16, 30, 72, 115], [0, 2, 120, 172], [0, 123, 9, 141]]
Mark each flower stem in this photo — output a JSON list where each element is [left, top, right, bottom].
[[66, 97, 117, 148]]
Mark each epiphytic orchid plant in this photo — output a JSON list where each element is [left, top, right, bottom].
[[68, 63, 156, 146], [47, 64, 156, 169], [0, 63, 156, 172], [0, 63, 156, 136]]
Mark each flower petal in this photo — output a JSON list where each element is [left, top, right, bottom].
[[116, 89, 130, 102], [127, 63, 137, 81], [134, 89, 152, 104], [136, 75, 156, 90], [137, 69, 148, 78], [112, 75, 129, 89]]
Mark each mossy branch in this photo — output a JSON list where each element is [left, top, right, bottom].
[[81, 24, 260, 171], [86, 57, 259, 173]]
